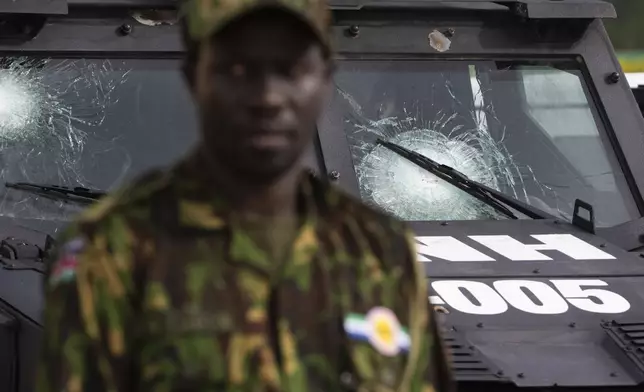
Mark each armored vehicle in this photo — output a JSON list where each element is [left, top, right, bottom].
[[1, 0, 644, 391]]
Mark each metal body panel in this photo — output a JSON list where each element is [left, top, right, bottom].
[[0, 1, 642, 391], [326, 0, 616, 19], [410, 220, 644, 277], [0, 0, 67, 15]]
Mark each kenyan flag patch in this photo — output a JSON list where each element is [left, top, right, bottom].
[[343, 306, 411, 356], [49, 237, 85, 287]]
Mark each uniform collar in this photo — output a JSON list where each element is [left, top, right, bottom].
[[166, 152, 324, 275], [169, 151, 320, 231]]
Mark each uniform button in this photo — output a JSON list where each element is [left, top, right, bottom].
[[340, 372, 354, 387]]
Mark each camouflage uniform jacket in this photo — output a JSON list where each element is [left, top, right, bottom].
[[36, 154, 454, 392]]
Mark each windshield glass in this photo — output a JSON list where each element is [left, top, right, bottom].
[[0, 57, 197, 222], [0, 56, 638, 229], [323, 59, 639, 227]]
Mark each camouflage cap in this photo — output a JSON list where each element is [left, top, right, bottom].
[[181, 0, 331, 48]]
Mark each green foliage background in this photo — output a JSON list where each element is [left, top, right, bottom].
[[605, 0, 644, 51]]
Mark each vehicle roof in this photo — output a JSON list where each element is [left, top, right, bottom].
[[0, 0, 617, 19]]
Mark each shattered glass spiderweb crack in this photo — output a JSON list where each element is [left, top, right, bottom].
[[0, 57, 130, 220], [336, 72, 555, 222]]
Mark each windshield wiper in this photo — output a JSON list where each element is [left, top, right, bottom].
[[5, 182, 106, 204], [376, 139, 549, 220]]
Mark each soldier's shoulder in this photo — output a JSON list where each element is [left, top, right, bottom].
[[74, 168, 172, 229]]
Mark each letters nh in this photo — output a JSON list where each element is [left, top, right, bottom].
[[414, 234, 615, 262]]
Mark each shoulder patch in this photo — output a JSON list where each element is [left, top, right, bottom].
[[49, 237, 86, 287], [344, 307, 411, 356]]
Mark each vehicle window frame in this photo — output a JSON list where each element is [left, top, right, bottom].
[[315, 17, 644, 225]]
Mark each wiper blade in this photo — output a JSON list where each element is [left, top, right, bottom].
[[5, 182, 106, 204], [376, 139, 548, 220]]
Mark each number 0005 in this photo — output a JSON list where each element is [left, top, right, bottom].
[[429, 279, 631, 315]]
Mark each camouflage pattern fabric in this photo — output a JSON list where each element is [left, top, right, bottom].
[[35, 153, 455, 392], [180, 0, 331, 47]]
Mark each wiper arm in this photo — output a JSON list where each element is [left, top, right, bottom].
[[5, 182, 106, 204], [376, 139, 548, 220]]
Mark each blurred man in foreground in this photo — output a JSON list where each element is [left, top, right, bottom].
[[35, 0, 454, 390]]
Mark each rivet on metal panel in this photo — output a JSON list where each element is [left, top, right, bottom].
[[517, 373, 525, 378], [599, 243, 606, 248], [118, 23, 133, 36], [443, 28, 455, 38], [476, 322, 483, 328], [568, 322, 576, 328], [532, 268, 540, 274], [512, 3, 528, 17], [496, 370, 504, 376], [606, 72, 620, 84], [346, 25, 359, 38], [328, 171, 340, 181]]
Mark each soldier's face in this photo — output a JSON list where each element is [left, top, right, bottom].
[[192, 10, 332, 181]]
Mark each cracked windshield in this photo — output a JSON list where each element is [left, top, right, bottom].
[[327, 59, 638, 227], [0, 56, 637, 228], [0, 57, 197, 223]]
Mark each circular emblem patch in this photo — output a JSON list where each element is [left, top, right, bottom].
[[366, 307, 402, 356]]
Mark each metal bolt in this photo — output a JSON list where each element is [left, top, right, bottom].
[[532, 268, 540, 274], [606, 72, 620, 84], [118, 23, 133, 36], [512, 3, 528, 17], [443, 28, 455, 38], [347, 25, 360, 37], [517, 373, 524, 378], [328, 171, 340, 181], [476, 322, 483, 328], [569, 322, 576, 328]]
